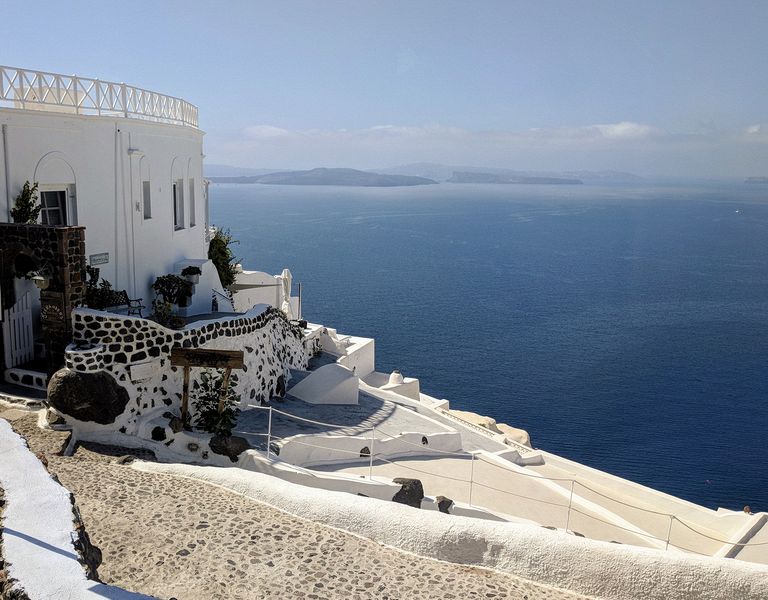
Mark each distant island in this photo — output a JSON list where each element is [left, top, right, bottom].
[[208, 168, 437, 187], [375, 163, 642, 182], [447, 171, 583, 185], [746, 177, 768, 184]]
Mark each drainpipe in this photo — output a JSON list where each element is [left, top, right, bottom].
[[114, 125, 120, 289], [127, 138, 142, 298], [2, 124, 11, 222]]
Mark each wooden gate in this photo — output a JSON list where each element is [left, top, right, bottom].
[[2, 291, 34, 370]]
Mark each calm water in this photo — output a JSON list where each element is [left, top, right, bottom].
[[210, 181, 768, 511]]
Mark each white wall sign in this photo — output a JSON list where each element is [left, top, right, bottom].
[[89, 252, 109, 265], [130, 360, 160, 382]]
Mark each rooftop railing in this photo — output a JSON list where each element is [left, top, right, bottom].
[[0, 65, 198, 128]]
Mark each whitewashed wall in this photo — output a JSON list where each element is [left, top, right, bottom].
[[63, 306, 320, 436], [0, 107, 225, 310]]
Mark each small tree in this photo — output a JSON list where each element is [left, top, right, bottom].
[[152, 274, 192, 305], [11, 181, 41, 224], [192, 370, 241, 437], [208, 227, 239, 288]]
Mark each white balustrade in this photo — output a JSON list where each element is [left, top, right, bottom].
[[0, 65, 198, 128]]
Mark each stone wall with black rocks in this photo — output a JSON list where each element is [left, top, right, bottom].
[[56, 305, 320, 435], [0, 223, 86, 373]]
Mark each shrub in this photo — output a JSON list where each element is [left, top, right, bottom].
[[208, 227, 239, 288], [193, 370, 241, 437], [181, 265, 202, 277], [85, 265, 124, 309], [152, 274, 192, 305], [11, 181, 41, 224]]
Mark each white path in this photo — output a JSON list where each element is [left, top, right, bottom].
[[0, 418, 154, 600]]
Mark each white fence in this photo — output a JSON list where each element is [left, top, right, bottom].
[[245, 403, 768, 558], [0, 65, 198, 128], [2, 291, 34, 369]]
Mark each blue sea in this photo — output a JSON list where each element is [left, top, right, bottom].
[[210, 181, 768, 512]]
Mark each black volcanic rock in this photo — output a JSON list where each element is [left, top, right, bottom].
[[210, 435, 252, 462], [48, 369, 129, 424], [392, 478, 424, 508]]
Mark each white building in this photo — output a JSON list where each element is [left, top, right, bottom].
[[0, 65, 221, 301], [0, 66, 233, 386]]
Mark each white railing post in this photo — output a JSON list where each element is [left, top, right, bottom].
[[121, 83, 128, 117], [18, 70, 25, 109], [369, 426, 375, 479], [73, 76, 79, 115], [266, 406, 273, 458], [665, 515, 674, 550], [469, 452, 475, 506], [565, 480, 575, 532]]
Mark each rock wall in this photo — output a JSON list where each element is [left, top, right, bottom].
[[57, 305, 320, 435], [0, 223, 86, 373]]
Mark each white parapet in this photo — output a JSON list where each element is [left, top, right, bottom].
[[135, 460, 768, 600], [0, 419, 152, 599], [289, 363, 360, 405]]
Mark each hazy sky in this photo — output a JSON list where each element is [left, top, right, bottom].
[[4, 0, 768, 177]]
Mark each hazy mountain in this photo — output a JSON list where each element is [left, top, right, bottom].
[[208, 168, 437, 187], [746, 176, 768, 184], [448, 171, 582, 185], [378, 162, 641, 182], [204, 164, 280, 177]]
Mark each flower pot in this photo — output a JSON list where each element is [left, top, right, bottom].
[[185, 274, 200, 284]]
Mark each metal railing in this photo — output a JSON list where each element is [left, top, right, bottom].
[[242, 403, 768, 556], [0, 65, 198, 128]]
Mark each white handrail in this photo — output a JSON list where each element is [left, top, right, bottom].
[[0, 65, 198, 128], [243, 403, 768, 554]]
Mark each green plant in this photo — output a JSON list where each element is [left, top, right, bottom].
[[193, 370, 241, 437], [11, 181, 41, 224], [152, 274, 192, 305], [181, 265, 202, 277], [85, 266, 124, 309], [207, 227, 239, 288], [152, 299, 173, 326]]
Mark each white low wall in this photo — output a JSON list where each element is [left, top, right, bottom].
[[540, 450, 754, 540], [69, 425, 402, 502], [0, 419, 153, 600], [289, 363, 360, 405], [317, 328, 376, 378], [279, 430, 463, 467], [134, 460, 768, 600]]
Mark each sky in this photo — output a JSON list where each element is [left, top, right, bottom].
[[3, 0, 768, 177]]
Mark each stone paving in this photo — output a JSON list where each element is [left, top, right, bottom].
[[6, 411, 591, 600]]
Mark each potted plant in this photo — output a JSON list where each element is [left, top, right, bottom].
[[181, 265, 202, 284], [152, 274, 192, 306]]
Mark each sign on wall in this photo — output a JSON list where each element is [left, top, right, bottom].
[[130, 360, 160, 382], [89, 252, 109, 265]]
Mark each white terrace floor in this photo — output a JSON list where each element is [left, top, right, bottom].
[[233, 355, 768, 565]]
